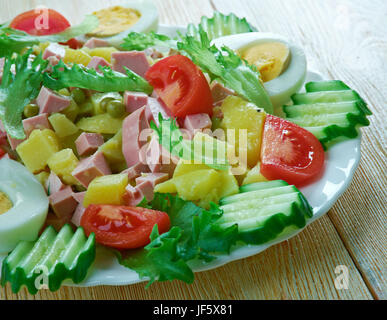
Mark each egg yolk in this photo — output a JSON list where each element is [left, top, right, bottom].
[[238, 42, 290, 82], [0, 191, 12, 215], [88, 6, 141, 37]]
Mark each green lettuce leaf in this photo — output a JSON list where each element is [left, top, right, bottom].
[[177, 29, 273, 113], [0, 15, 99, 57], [121, 31, 177, 51], [117, 193, 238, 286], [150, 115, 229, 171], [0, 51, 47, 139], [43, 60, 153, 94]]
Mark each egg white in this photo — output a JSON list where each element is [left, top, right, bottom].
[[0, 159, 49, 253], [211, 32, 307, 111], [79, 0, 159, 48]]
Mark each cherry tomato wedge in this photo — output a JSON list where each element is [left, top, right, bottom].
[[260, 115, 325, 187], [145, 55, 213, 118], [81, 204, 171, 249], [10, 8, 70, 36]]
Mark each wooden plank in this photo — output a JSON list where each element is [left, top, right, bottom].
[[0, 215, 373, 299], [211, 0, 387, 299], [0, 0, 381, 300]]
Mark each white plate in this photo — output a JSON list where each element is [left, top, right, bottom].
[[0, 25, 362, 288]]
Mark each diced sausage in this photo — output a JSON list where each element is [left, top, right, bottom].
[[122, 106, 150, 167], [111, 51, 150, 77], [183, 113, 212, 139], [42, 43, 66, 60], [75, 132, 104, 157], [71, 204, 86, 227], [135, 180, 154, 202], [44, 212, 71, 232], [123, 184, 143, 206], [124, 91, 149, 113], [7, 113, 52, 150], [135, 172, 169, 187], [143, 48, 163, 59], [87, 56, 110, 73], [72, 191, 86, 204], [37, 87, 71, 115], [121, 162, 150, 180], [145, 136, 178, 178], [49, 186, 78, 219], [210, 81, 235, 104], [145, 97, 172, 126], [46, 172, 66, 195], [72, 151, 111, 187], [83, 37, 111, 49]]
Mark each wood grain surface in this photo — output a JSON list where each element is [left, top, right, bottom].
[[0, 0, 385, 300]]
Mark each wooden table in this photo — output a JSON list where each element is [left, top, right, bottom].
[[0, 0, 385, 300]]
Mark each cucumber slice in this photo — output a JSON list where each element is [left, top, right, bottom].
[[187, 11, 257, 41], [1, 225, 96, 294], [239, 180, 289, 193], [218, 181, 313, 244], [305, 80, 350, 92], [291, 90, 361, 105], [283, 80, 372, 148], [219, 185, 296, 206]]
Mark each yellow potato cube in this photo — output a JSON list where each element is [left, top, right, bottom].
[[99, 129, 125, 165], [16, 129, 60, 173], [217, 96, 266, 168], [48, 113, 79, 138], [173, 169, 220, 201], [47, 149, 79, 185], [83, 47, 118, 63], [154, 179, 177, 194], [64, 48, 92, 66], [242, 162, 268, 185], [76, 114, 124, 134], [83, 174, 128, 207], [218, 170, 239, 198], [60, 100, 80, 122], [173, 159, 210, 178]]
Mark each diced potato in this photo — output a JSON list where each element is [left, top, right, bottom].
[[49, 113, 79, 138], [16, 129, 60, 173], [60, 100, 80, 122], [154, 179, 177, 194], [217, 96, 266, 168], [82, 47, 118, 63], [47, 148, 79, 185], [34, 171, 50, 187], [78, 101, 94, 118], [98, 129, 124, 165], [64, 48, 92, 66], [76, 113, 124, 134], [83, 174, 128, 207], [242, 162, 268, 185], [218, 170, 239, 198], [173, 169, 220, 201], [173, 160, 210, 178]]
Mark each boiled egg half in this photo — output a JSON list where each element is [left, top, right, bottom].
[[0, 158, 49, 253], [212, 32, 307, 110], [79, 0, 158, 48]]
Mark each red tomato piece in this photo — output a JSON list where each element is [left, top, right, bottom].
[[260, 115, 325, 187], [10, 8, 70, 36], [81, 205, 171, 249], [60, 38, 82, 49], [145, 55, 213, 118]]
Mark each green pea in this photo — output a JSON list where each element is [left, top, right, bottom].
[[71, 88, 86, 105], [57, 88, 71, 96], [106, 100, 126, 118], [23, 104, 39, 118]]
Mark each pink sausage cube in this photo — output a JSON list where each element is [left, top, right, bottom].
[[136, 180, 154, 202], [75, 132, 104, 157], [112, 51, 150, 77], [8, 113, 52, 150], [72, 151, 112, 187], [44, 212, 71, 232], [210, 81, 235, 103], [183, 113, 212, 139], [123, 184, 143, 206], [71, 204, 86, 227], [124, 91, 149, 113], [49, 186, 78, 219], [87, 56, 110, 73], [42, 43, 66, 60], [83, 37, 110, 49], [121, 162, 150, 181], [46, 172, 66, 195], [72, 191, 86, 204], [37, 87, 71, 115], [135, 172, 169, 187]]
